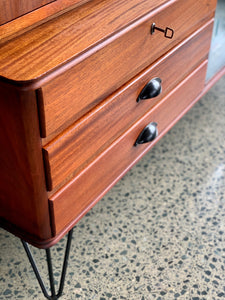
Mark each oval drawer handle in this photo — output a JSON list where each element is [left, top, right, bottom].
[[137, 78, 162, 102], [134, 122, 158, 146]]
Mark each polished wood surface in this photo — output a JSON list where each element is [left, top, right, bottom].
[[0, 0, 170, 82], [0, 0, 219, 247], [0, 83, 51, 240], [48, 62, 225, 250], [0, 0, 55, 25], [49, 61, 208, 235], [40, 0, 216, 140], [43, 21, 213, 193], [0, 0, 90, 44]]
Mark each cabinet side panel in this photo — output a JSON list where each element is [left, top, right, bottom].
[[0, 84, 51, 241]]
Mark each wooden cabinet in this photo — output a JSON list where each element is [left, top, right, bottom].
[[43, 21, 213, 193], [0, 0, 222, 248]]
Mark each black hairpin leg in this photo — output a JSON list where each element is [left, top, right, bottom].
[[21, 228, 74, 300]]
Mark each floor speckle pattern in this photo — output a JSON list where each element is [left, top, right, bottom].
[[1, 75, 225, 299]]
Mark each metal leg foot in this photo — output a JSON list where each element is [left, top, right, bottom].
[[21, 228, 74, 300]]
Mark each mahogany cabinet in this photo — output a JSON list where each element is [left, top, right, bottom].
[[0, 0, 224, 250]]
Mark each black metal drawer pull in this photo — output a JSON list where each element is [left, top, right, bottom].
[[151, 23, 174, 39], [134, 122, 158, 146], [137, 77, 162, 102]]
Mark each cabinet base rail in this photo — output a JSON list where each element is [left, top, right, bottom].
[[21, 228, 74, 300]]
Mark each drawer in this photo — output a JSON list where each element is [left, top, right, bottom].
[[43, 21, 213, 192], [40, 0, 216, 141], [49, 60, 208, 235]]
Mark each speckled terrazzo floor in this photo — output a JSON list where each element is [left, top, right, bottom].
[[1, 74, 225, 300]]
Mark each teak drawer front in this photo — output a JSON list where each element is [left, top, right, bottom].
[[49, 60, 207, 235], [41, 0, 216, 141], [43, 21, 213, 192]]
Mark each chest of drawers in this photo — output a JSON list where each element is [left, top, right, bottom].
[[0, 0, 220, 248]]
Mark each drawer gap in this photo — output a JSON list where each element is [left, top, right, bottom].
[[36, 88, 47, 138]]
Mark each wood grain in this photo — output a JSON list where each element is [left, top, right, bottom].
[[0, 0, 218, 247], [49, 61, 208, 235], [0, 0, 170, 81], [43, 20, 213, 192], [0, 0, 55, 25], [0, 0, 90, 44], [0, 83, 51, 241], [40, 0, 216, 140]]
